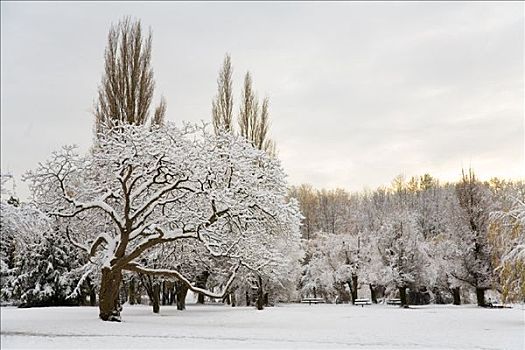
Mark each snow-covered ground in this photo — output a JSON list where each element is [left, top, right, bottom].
[[1, 303, 523, 349]]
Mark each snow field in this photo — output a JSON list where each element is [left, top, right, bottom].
[[1, 303, 523, 349]]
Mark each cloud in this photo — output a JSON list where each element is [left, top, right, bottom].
[[1, 2, 523, 198]]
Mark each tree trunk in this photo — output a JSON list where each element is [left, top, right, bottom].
[[398, 286, 408, 307], [89, 288, 97, 306], [195, 271, 209, 304], [161, 281, 167, 305], [347, 281, 354, 304], [231, 292, 236, 307], [263, 292, 269, 307], [129, 278, 136, 305], [175, 282, 188, 311], [86, 276, 97, 306], [140, 274, 160, 313], [452, 287, 461, 305], [169, 285, 175, 305], [99, 267, 123, 322], [246, 290, 251, 306], [152, 282, 161, 313], [476, 287, 486, 307], [256, 275, 264, 310], [369, 284, 377, 304], [351, 274, 358, 304], [197, 293, 205, 304]]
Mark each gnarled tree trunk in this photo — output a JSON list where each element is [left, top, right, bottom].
[[99, 267, 123, 322]]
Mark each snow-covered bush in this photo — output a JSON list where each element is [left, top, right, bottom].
[[1, 198, 80, 307]]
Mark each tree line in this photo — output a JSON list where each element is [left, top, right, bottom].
[[291, 172, 524, 306]]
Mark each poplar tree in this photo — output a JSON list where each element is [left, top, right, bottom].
[[94, 17, 166, 134], [212, 54, 234, 133], [238, 72, 275, 155]]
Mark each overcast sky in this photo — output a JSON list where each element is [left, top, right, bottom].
[[1, 1, 524, 198]]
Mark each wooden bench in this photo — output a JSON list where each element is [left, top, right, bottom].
[[386, 298, 402, 305], [301, 297, 325, 305], [355, 298, 371, 307]]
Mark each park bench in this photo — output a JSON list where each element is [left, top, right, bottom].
[[354, 298, 371, 307], [386, 298, 402, 305], [301, 297, 325, 305], [486, 303, 512, 309]]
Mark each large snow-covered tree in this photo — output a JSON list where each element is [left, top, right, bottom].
[[25, 123, 301, 321]]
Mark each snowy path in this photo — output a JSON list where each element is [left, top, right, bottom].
[[1, 303, 523, 349]]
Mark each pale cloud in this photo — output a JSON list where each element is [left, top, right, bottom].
[[1, 1, 523, 198]]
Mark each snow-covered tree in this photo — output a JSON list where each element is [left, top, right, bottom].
[[11, 223, 80, 307], [488, 180, 525, 302], [301, 232, 361, 303], [0, 174, 18, 302], [25, 123, 301, 321], [0, 195, 81, 307], [451, 170, 495, 306], [376, 207, 433, 307], [288, 184, 319, 240]]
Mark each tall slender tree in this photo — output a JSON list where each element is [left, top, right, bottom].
[[212, 54, 234, 133], [94, 17, 166, 134], [238, 72, 275, 155], [238, 72, 258, 141]]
